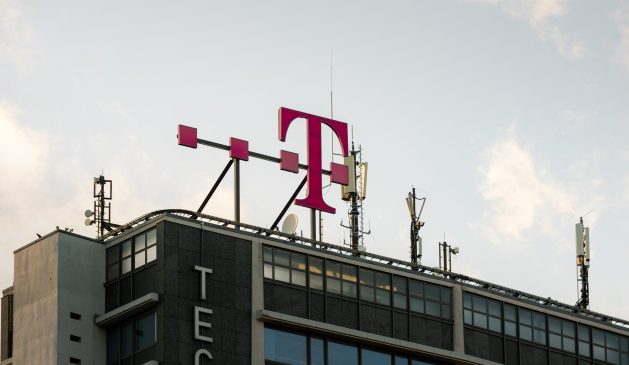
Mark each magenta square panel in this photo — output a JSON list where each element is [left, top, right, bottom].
[[280, 150, 299, 173], [177, 124, 197, 149], [330, 162, 349, 186], [230, 137, 249, 161]]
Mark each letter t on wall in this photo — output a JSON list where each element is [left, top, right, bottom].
[[194, 265, 213, 300]]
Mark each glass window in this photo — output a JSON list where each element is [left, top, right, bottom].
[[133, 234, 146, 269], [360, 268, 375, 302], [328, 341, 358, 365], [341, 265, 357, 298], [106, 245, 119, 281], [121, 240, 132, 275], [309, 257, 323, 291], [395, 355, 409, 365], [362, 348, 392, 365], [578, 325, 591, 357], [326, 261, 342, 295], [264, 327, 307, 365], [375, 272, 391, 306], [107, 327, 119, 365], [310, 337, 324, 365], [291, 252, 307, 287], [465, 293, 501, 333], [135, 311, 156, 352], [393, 276, 407, 310], [146, 229, 157, 264], [120, 321, 133, 359]]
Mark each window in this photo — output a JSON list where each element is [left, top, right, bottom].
[[359, 269, 391, 305], [592, 328, 624, 364], [328, 341, 358, 365], [410, 281, 451, 319], [310, 337, 324, 365], [621, 336, 628, 365], [264, 327, 307, 365], [70, 358, 81, 364], [362, 348, 392, 365], [578, 324, 590, 357], [503, 304, 517, 337], [107, 311, 157, 365], [70, 335, 81, 343], [548, 316, 575, 353], [375, 272, 391, 305], [326, 260, 357, 298], [106, 245, 119, 281], [360, 268, 375, 302], [309, 257, 324, 291], [70, 312, 82, 320], [133, 229, 157, 270], [393, 276, 407, 310], [263, 247, 307, 287], [519, 309, 546, 345], [463, 293, 501, 333], [121, 240, 132, 275]]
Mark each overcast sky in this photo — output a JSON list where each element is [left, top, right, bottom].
[[1, 0, 628, 320]]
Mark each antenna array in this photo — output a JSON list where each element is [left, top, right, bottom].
[[575, 217, 591, 310]]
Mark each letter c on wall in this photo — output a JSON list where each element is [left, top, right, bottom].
[[195, 349, 213, 364]]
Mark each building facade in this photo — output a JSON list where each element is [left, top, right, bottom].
[[1, 210, 628, 365]]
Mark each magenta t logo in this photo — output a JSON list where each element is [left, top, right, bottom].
[[278, 107, 349, 214]]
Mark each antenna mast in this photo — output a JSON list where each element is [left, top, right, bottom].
[[85, 175, 119, 239], [575, 217, 591, 310], [341, 139, 369, 255], [406, 187, 426, 266]]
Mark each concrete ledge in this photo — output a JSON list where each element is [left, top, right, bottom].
[[0, 357, 13, 365], [257, 309, 503, 365], [95, 292, 159, 327], [141, 361, 159, 365]]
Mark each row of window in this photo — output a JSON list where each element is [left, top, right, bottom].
[[107, 229, 157, 281], [107, 310, 156, 365], [464, 293, 629, 364], [263, 246, 452, 320], [265, 326, 441, 365]]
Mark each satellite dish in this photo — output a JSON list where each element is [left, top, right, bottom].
[[84, 209, 93, 218], [281, 213, 298, 235], [84, 218, 93, 226]]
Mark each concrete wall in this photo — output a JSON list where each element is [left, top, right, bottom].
[[12, 233, 60, 364], [57, 233, 106, 365], [12, 231, 105, 365], [0, 289, 12, 361]]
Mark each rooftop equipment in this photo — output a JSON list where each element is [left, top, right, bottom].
[[576, 217, 591, 310], [406, 187, 426, 266]]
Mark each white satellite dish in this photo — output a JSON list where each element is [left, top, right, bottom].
[[84, 218, 93, 226], [281, 213, 298, 235]]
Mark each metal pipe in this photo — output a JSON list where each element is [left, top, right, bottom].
[[196, 159, 234, 216], [268, 176, 307, 234], [234, 159, 240, 229]]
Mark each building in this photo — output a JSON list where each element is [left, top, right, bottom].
[[1, 209, 628, 365]]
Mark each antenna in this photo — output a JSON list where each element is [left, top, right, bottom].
[[575, 217, 591, 310], [439, 241, 459, 273], [340, 141, 370, 255], [406, 187, 426, 266], [85, 175, 119, 239], [281, 213, 299, 235]]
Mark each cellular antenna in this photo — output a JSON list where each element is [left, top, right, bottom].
[[340, 140, 370, 255], [406, 187, 426, 266], [84, 175, 120, 239], [575, 216, 591, 310]]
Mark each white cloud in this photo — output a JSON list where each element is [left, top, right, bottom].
[[468, 0, 586, 59], [613, 5, 629, 72], [0, 0, 36, 71], [477, 127, 602, 247]]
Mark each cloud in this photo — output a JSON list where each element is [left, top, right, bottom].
[[477, 127, 602, 247], [468, 0, 586, 59], [0, 0, 35, 71], [612, 5, 629, 72]]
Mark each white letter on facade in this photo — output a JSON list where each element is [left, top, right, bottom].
[[195, 349, 213, 364], [194, 265, 213, 300], [194, 306, 214, 343]]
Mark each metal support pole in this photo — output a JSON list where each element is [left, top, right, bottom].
[[443, 243, 448, 272], [310, 209, 316, 241], [196, 159, 234, 216], [268, 176, 307, 234], [234, 159, 240, 229]]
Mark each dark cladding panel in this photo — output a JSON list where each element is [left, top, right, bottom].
[[133, 265, 158, 299], [119, 276, 132, 306], [327, 296, 358, 329], [393, 311, 409, 341], [263, 282, 307, 318], [360, 304, 392, 337], [521, 343, 548, 365], [410, 315, 426, 345], [309, 292, 325, 323], [488, 333, 504, 363], [505, 339, 519, 365], [159, 221, 252, 365], [105, 283, 118, 312]]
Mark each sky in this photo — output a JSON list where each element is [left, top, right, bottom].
[[0, 0, 628, 320]]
